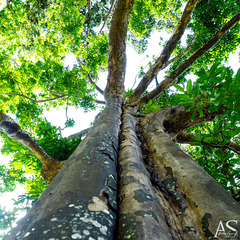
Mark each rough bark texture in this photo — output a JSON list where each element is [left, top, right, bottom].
[[140, 111, 240, 239], [7, 96, 123, 240], [105, 0, 134, 98], [6, 0, 240, 239], [118, 107, 172, 239]]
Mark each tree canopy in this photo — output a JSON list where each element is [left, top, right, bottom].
[[0, 0, 240, 238]]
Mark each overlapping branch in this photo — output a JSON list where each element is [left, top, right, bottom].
[[127, 0, 200, 103], [0, 111, 64, 183], [139, 13, 240, 105], [177, 132, 240, 155]]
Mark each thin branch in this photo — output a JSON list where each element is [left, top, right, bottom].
[[163, 34, 196, 69], [140, 13, 240, 105], [177, 132, 240, 155], [99, 0, 116, 34], [48, 89, 66, 96], [132, 35, 196, 90], [0, 92, 68, 103], [87, 74, 104, 95], [0, 111, 64, 183], [69, 33, 105, 96], [127, 0, 200, 103], [0, 92, 38, 103], [95, 99, 106, 104], [67, 127, 91, 139]]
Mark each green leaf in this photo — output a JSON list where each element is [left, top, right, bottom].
[[173, 84, 185, 93], [209, 62, 221, 75], [191, 111, 196, 121], [191, 141, 202, 146], [193, 83, 200, 97], [236, 68, 240, 82], [187, 79, 192, 95], [198, 108, 203, 117]]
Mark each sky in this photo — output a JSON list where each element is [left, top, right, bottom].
[[0, 29, 172, 235], [0, 0, 239, 235]]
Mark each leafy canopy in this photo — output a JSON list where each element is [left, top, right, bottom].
[[0, 0, 240, 237]]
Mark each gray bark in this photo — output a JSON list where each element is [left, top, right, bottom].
[[7, 96, 123, 240]]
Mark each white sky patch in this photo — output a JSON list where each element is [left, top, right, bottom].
[[0, 8, 239, 236]]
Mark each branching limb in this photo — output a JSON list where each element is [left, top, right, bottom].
[[95, 99, 106, 104], [177, 132, 240, 155], [127, 0, 200, 103], [67, 127, 91, 139], [132, 35, 195, 90], [148, 104, 226, 138], [0, 111, 64, 183], [140, 13, 240, 105]]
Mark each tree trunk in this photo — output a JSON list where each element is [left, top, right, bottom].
[[7, 104, 240, 240], [140, 111, 240, 239], [7, 96, 123, 240]]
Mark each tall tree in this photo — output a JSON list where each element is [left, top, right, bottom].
[[0, 0, 240, 239]]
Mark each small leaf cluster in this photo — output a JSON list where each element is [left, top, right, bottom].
[[173, 63, 240, 121]]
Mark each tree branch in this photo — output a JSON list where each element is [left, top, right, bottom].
[[104, 0, 135, 99], [177, 132, 240, 155], [99, 0, 116, 34], [67, 127, 91, 139], [140, 13, 240, 105], [163, 34, 196, 69], [95, 99, 106, 104], [127, 0, 200, 103], [87, 74, 104, 95], [0, 111, 64, 183], [0, 92, 68, 103], [147, 104, 226, 138]]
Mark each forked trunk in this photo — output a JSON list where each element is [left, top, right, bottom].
[[8, 104, 240, 240]]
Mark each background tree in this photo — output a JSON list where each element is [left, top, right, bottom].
[[0, 0, 240, 239]]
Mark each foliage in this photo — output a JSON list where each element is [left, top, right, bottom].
[[0, 0, 240, 234], [0, 206, 18, 240]]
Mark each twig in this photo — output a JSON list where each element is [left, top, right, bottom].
[[87, 74, 104, 95], [99, 0, 116, 34], [0, 92, 68, 103]]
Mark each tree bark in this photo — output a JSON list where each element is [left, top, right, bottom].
[[7, 96, 123, 240], [140, 111, 240, 239], [140, 13, 240, 105], [118, 106, 173, 239], [0, 111, 64, 183]]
